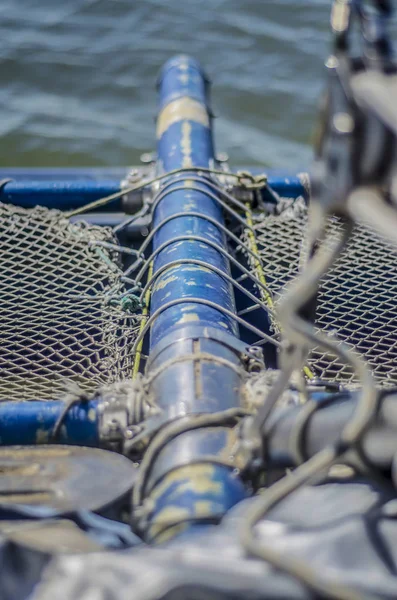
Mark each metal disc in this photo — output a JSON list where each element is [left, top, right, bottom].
[[0, 445, 138, 514]]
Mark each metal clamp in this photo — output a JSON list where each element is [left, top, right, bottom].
[[98, 380, 154, 449], [99, 393, 129, 445], [120, 166, 155, 214], [146, 325, 265, 373], [242, 346, 265, 373]]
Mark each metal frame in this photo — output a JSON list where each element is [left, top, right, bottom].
[[0, 170, 308, 210]]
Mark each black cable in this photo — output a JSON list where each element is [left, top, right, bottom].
[[51, 394, 90, 442], [0, 178, 13, 191]]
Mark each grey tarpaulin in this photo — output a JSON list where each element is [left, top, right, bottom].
[[0, 537, 48, 600], [18, 477, 397, 600]]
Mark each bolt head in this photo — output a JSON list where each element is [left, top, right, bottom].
[[333, 112, 354, 134], [140, 152, 155, 164], [216, 152, 229, 163], [325, 55, 339, 69]]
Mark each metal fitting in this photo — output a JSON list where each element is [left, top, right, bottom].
[[98, 380, 153, 450]]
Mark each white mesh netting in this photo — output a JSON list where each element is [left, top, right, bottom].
[[242, 202, 397, 387], [0, 203, 140, 401]]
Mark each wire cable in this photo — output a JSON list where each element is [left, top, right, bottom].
[[240, 208, 378, 600], [66, 167, 267, 218]]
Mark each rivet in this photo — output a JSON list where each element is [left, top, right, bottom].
[[333, 112, 354, 134]]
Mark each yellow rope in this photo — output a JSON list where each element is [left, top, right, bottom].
[[245, 207, 275, 310], [132, 262, 154, 377], [244, 204, 314, 380], [302, 366, 315, 379]]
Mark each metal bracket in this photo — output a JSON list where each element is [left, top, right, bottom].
[[120, 161, 269, 216], [120, 165, 155, 215], [243, 345, 266, 373], [146, 325, 265, 373], [97, 380, 153, 449], [120, 329, 265, 455], [123, 413, 169, 454], [98, 394, 129, 447]]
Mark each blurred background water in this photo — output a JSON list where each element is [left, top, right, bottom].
[[0, 0, 336, 169]]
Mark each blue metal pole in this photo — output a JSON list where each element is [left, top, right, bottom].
[[0, 400, 99, 446], [140, 56, 248, 542], [0, 180, 122, 211], [0, 167, 130, 180], [0, 172, 308, 211]]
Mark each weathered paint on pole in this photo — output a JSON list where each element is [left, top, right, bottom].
[[142, 56, 248, 542]]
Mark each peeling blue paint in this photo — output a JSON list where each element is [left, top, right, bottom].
[[0, 400, 99, 446]]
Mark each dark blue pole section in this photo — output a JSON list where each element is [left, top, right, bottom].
[[150, 55, 237, 345], [0, 172, 308, 211], [0, 180, 122, 210], [0, 400, 99, 446], [141, 56, 248, 543], [0, 167, 130, 181]]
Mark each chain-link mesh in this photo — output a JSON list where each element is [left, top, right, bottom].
[[0, 203, 140, 401], [242, 200, 397, 387]]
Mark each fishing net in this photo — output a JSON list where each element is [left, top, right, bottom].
[[241, 200, 397, 387], [0, 203, 140, 401]]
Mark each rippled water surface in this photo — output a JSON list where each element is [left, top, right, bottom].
[[0, 1, 336, 169]]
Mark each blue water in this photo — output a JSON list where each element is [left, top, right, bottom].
[[0, 1, 336, 169]]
